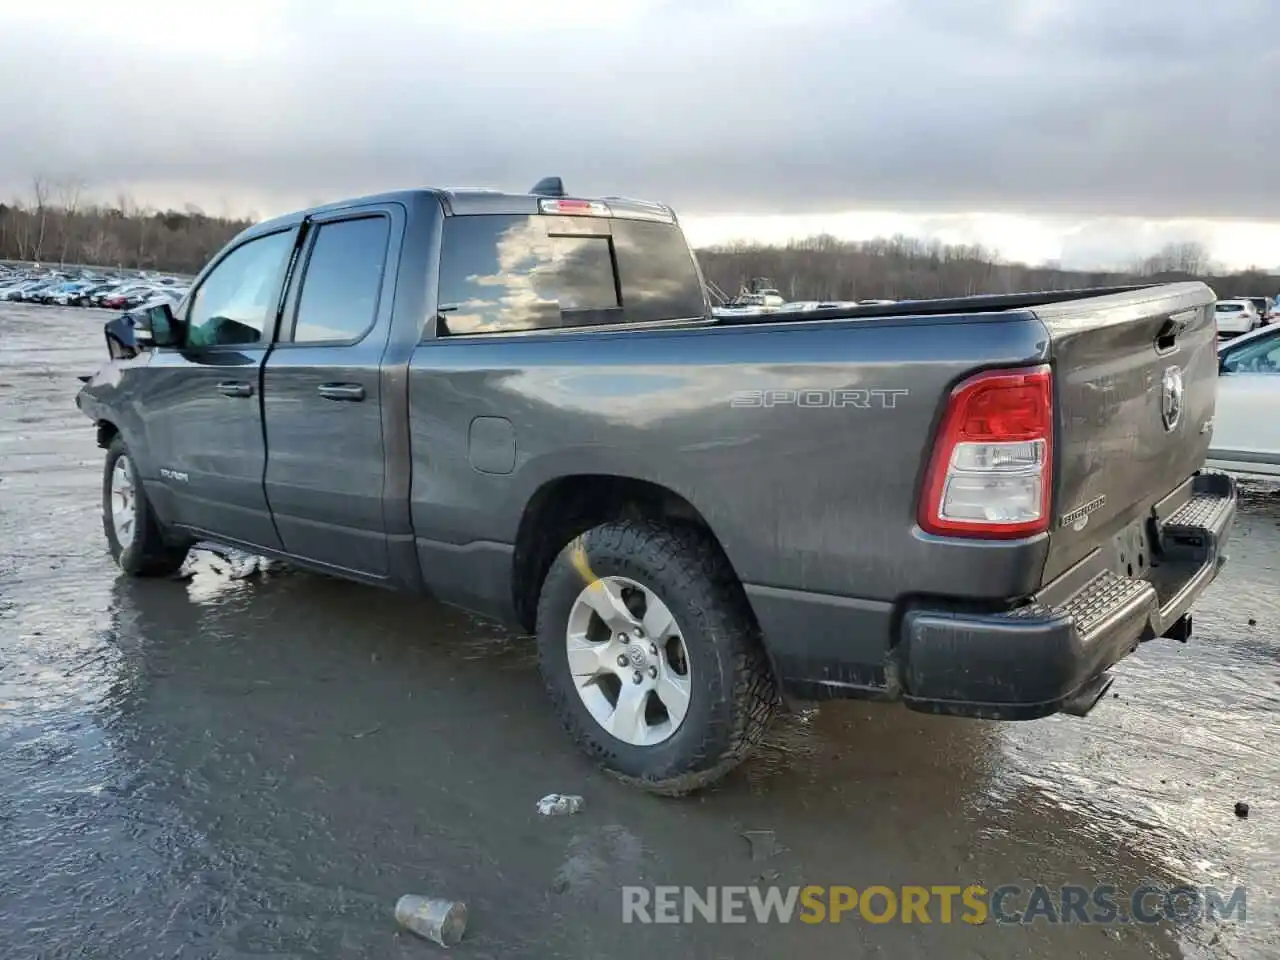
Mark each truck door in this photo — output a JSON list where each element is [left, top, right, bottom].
[[261, 207, 400, 578], [139, 227, 299, 549]]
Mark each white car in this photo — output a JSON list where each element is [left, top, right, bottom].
[[1235, 295, 1274, 325], [1206, 324, 1280, 477], [1213, 298, 1261, 336]]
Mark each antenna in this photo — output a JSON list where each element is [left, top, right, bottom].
[[529, 177, 566, 197]]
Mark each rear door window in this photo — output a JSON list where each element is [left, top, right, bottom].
[[290, 216, 391, 343], [437, 214, 705, 335]]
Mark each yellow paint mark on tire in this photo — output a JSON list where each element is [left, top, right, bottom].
[[570, 536, 598, 586]]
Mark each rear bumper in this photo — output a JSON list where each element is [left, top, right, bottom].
[[897, 472, 1237, 720]]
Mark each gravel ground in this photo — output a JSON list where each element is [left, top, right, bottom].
[[1, 303, 1276, 959]]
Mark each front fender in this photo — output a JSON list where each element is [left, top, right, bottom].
[[75, 356, 153, 474]]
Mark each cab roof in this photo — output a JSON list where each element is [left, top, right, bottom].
[[246, 177, 675, 238]]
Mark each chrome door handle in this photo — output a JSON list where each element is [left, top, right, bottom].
[[217, 381, 253, 398], [317, 383, 365, 401]]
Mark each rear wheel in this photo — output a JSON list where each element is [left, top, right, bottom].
[[103, 437, 189, 577], [536, 520, 777, 795]]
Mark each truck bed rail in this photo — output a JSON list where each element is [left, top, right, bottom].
[[715, 284, 1156, 325]]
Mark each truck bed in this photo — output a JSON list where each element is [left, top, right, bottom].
[[409, 281, 1219, 693]]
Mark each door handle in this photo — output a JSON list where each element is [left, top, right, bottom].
[[317, 383, 365, 402], [217, 381, 254, 398]]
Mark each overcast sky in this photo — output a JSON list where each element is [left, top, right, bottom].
[[2, 0, 1279, 269]]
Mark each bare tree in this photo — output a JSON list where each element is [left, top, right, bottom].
[[30, 176, 50, 262], [54, 177, 86, 266], [1137, 241, 1213, 278]]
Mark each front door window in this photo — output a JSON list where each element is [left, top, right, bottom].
[[186, 231, 294, 348]]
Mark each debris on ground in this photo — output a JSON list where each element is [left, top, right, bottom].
[[65, 652, 108, 676], [1248, 618, 1258, 626], [742, 829, 780, 861], [176, 542, 277, 581], [1235, 801, 1250, 819], [395, 895, 467, 947], [537, 793, 584, 816]]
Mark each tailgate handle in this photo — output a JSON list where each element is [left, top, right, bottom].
[[1156, 309, 1196, 353]]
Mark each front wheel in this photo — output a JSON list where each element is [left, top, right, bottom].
[[103, 437, 189, 577], [536, 520, 777, 796]]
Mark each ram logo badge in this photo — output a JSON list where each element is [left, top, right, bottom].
[[1161, 366, 1184, 432]]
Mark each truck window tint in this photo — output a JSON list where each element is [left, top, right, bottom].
[[292, 216, 391, 343], [438, 215, 621, 335], [186, 230, 294, 348], [611, 219, 708, 324]]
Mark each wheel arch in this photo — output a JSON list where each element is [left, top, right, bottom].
[[96, 419, 121, 449], [511, 474, 752, 635]]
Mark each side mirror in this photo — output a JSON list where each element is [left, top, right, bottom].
[[133, 301, 181, 349]]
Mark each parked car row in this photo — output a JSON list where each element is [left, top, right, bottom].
[[0, 265, 189, 312], [1214, 295, 1278, 337]]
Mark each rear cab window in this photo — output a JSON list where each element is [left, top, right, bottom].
[[437, 212, 707, 335]]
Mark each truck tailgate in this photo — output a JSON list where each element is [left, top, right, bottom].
[[1036, 282, 1219, 584]]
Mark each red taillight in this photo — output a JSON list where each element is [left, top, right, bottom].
[[919, 365, 1054, 539]]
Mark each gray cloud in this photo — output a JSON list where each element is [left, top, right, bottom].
[[2, 0, 1278, 221]]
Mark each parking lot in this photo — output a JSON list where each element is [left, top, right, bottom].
[[1, 303, 1276, 959]]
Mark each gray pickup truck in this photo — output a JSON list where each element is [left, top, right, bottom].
[[76, 178, 1237, 794]]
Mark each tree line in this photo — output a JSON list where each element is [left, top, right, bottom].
[[0, 177, 252, 275], [3, 178, 1277, 300], [697, 235, 1280, 303]]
